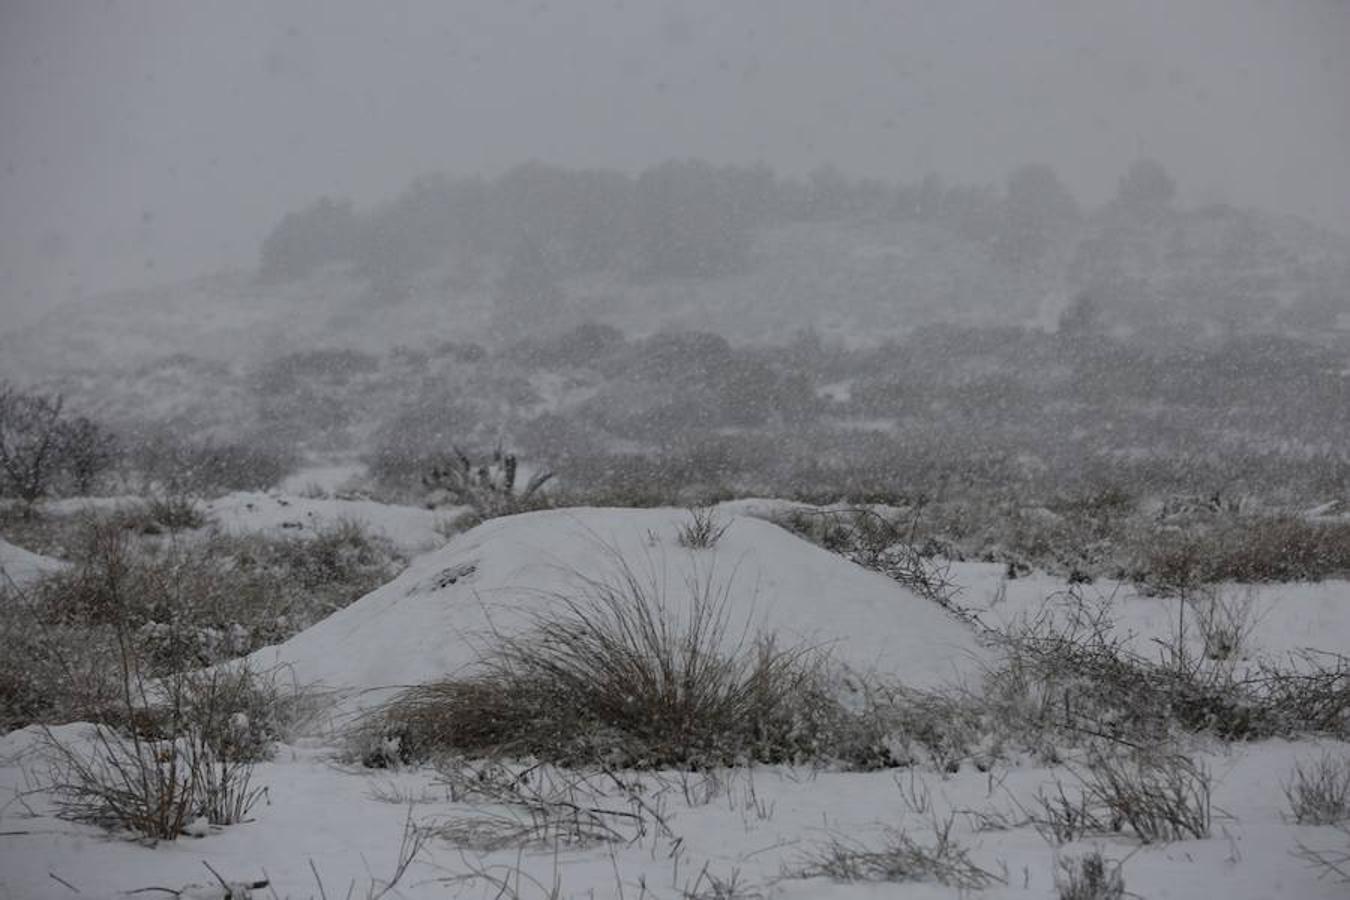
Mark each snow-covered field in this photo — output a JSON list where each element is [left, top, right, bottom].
[[2, 505, 1349, 899]]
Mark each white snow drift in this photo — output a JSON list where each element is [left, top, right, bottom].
[[251, 507, 986, 707]]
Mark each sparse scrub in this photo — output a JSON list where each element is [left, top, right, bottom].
[[360, 555, 888, 769], [677, 506, 732, 549], [1, 516, 397, 729], [1136, 515, 1350, 590], [127, 430, 297, 496], [1285, 752, 1350, 825], [1056, 850, 1125, 900]]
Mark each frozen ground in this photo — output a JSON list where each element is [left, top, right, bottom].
[[2, 505, 1349, 899]]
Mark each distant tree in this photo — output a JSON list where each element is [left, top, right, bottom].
[[1114, 158, 1177, 215], [60, 415, 120, 494], [257, 196, 359, 283], [633, 160, 753, 278], [996, 163, 1081, 268], [1058, 291, 1102, 337], [0, 385, 66, 509]]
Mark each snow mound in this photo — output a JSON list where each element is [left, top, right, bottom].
[[205, 491, 459, 556], [251, 507, 985, 707], [0, 538, 67, 588]]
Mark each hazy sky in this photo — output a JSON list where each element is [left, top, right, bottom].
[[2, 0, 1347, 328]]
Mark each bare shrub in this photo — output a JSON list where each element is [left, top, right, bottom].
[[677, 506, 732, 549], [42, 658, 279, 839], [1187, 585, 1260, 661], [0, 385, 66, 508], [59, 415, 120, 495], [362, 554, 885, 769], [1285, 752, 1350, 825], [1056, 850, 1125, 900], [1082, 749, 1211, 843]]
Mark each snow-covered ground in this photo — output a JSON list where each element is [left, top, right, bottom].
[[2, 724, 1346, 900], [0, 537, 67, 588], [2, 505, 1349, 899], [204, 491, 456, 558]]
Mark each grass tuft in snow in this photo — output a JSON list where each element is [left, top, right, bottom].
[[676, 506, 732, 549], [1056, 850, 1126, 900], [794, 815, 1001, 890], [360, 554, 891, 769], [1285, 752, 1350, 825]]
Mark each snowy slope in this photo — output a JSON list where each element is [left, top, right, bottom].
[[250, 507, 986, 705], [0, 538, 67, 588]]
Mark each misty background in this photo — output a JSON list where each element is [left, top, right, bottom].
[[2, 0, 1348, 329]]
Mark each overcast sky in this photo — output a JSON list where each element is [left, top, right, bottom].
[[2, 0, 1347, 328]]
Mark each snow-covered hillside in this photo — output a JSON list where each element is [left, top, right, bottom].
[[3, 505, 1349, 899]]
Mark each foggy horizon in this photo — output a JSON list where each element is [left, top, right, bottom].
[[2, 0, 1348, 329]]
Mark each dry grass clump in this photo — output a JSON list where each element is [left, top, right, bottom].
[[360, 555, 889, 770], [1285, 752, 1350, 825], [1056, 850, 1125, 900], [1026, 749, 1211, 845]]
